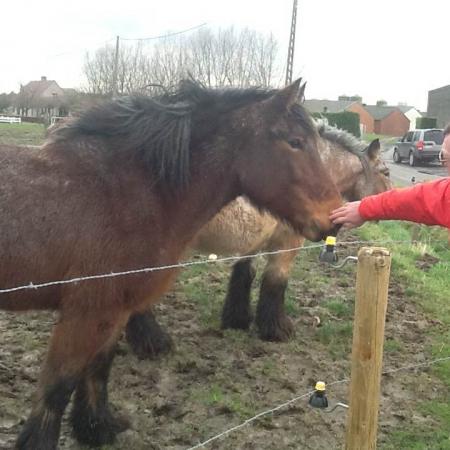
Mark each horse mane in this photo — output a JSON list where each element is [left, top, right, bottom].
[[50, 80, 278, 190], [316, 120, 366, 155]]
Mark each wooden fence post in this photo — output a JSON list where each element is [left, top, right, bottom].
[[345, 247, 391, 450]]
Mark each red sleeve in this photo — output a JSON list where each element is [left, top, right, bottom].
[[359, 178, 450, 228]]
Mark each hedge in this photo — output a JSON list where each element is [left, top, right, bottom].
[[312, 111, 360, 137], [415, 117, 437, 129]]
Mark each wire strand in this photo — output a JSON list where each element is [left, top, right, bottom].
[[0, 243, 323, 294], [0, 238, 447, 295], [186, 355, 450, 449]]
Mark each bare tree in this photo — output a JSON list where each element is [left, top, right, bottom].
[[83, 27, 281, 95], [83, 46, 115, 95]]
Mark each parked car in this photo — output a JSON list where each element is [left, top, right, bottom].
[[392, 129, 443, 166]]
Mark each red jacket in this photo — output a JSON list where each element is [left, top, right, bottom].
[[359, 178, 450, 229]]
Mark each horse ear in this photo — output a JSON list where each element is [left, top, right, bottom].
[[268, 78, 302, 112], [367, 138, 381, 160], [298, 82, 307, 103]]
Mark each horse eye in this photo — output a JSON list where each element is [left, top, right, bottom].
[[288, 138, 303, 149]]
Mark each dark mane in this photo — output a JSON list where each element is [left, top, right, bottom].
[[316, 120, 366, 155], [50, 80, 277, 190]]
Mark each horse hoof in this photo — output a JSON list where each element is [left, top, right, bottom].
[[16, 414, 61, 450], [257, 315, 295, 342], [221, 307, 252, 330], [72, 409, 130, 447], [135, 329, 173, 359], [110, 412, 131, 434], [132, 327, 173, 359], [126, 314, 174, 360]]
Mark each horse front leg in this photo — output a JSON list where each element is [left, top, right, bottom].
[[221, 258, 256, 330], [256, 228, 304, 342], [16, 368, 77, 450], [125, 310, 173, 359], [16, 310, 129, 450]]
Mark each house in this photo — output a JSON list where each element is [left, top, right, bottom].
[[304, 98, 410, 136], [427, 84, 450, 128], [397, 105, 422, 130], [362, 105, 410, 137], [16, 76, 73, 119]]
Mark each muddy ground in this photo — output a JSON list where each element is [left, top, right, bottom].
[[0, 240, 447, 449]]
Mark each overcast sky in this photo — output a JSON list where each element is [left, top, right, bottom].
[[2, 0, 449, 110]]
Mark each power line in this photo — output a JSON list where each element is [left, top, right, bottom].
[[45, 22, 207, 61], [121, 22, 207, 41]]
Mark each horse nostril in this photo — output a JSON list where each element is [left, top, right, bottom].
[[312, 218, 341, 234], [311, 220, 342, 242]]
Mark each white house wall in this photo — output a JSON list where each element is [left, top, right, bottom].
[[404, 108, 422, 130]]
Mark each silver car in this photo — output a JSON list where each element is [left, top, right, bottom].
[[393, 128, 443, 166]]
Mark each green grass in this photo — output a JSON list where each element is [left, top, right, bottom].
[[324, 297, 352, 318], [189, 383, 257, 418], [384, 338, 403, 353], [316, 320, 353, 359], [362, 132, 398, 143], [177, 263, 226, 328], [0, 122, 46, 146], [382, 430, 450, 450]]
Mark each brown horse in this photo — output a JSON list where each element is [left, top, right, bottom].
[[0, 79, 342, 449], [125, 122, 392, 358]]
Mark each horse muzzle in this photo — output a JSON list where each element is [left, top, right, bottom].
[[303, 219, 342, 242]]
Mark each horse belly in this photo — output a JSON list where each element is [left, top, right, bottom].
[[0, 287, 61, 311], [191, 197, 278, 256]]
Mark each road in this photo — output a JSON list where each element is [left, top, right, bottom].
[[381, 143, 447, 186]]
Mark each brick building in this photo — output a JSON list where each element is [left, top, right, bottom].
[[362, 106, 410, 136]]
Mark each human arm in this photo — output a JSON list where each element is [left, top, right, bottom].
[[330, 178, 450, 229]]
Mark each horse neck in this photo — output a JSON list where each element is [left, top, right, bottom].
[[163, 150, 239, 249], [327, 145, 364, 196]]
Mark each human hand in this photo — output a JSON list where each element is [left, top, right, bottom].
[[329, 201, 366, 229]]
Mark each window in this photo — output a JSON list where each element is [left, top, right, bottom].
[[424, 130, 443, 144], [412, 131, 422, 142], [405, 132, 414, 142]]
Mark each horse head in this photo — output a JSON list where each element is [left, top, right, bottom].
[[233, 79, 342, 241]]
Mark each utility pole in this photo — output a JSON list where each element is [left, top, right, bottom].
[[285, 0, 298, 86], [112, 35, 120, 97]]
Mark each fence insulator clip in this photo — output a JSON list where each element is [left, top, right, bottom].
[[319, 236, 338, 264], [309, 381, 328, 408], [309, 381, 349, 414]]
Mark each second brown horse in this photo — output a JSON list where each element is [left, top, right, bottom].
[[125, 122, 392, 358]]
